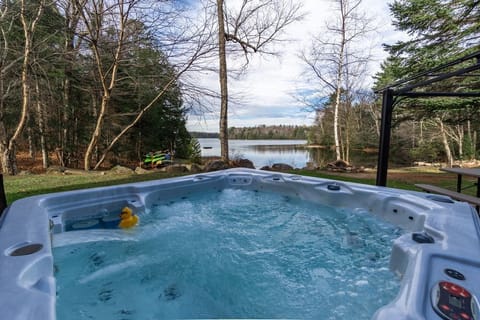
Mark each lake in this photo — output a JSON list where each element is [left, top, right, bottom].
[[198, 139, 309, 169], [198, 138, 380, 169]]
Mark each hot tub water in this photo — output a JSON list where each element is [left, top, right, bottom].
[[54, 189, 402, 319]]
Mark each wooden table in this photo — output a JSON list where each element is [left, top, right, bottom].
[[440, 167, 480, 197]]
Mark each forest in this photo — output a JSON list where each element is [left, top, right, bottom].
[[0, 0, 478, 175], [228, 125, 308, 140], [0, 0, 213, 175], [191, 125, 307, 140], [303, 0, 479, 166]]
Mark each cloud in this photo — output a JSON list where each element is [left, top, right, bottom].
[[186, 0, 407, 132]]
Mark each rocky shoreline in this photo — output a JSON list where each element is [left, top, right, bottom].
[[40, 157, 369, 177]]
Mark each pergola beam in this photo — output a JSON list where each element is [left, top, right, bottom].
[[398, 92, 480, 98], [396, 63, 480, 94], [375, 50, 480, 187]]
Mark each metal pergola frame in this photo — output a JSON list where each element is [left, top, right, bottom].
[[375, 50, 480, 186]]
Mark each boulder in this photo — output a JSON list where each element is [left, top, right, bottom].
[[326, 159, 352, 172], [165, 164, 189, 174], [109, 165, 134, 174], [134, 166, 149, 174], [64, 168, 93, 175], [231, 158, 255, 169], [204, 160, 230, 172], [328, 159, 350, 169], [303, 162, 318, 170], [325, 160, 365, 173], [46, 166, 66, 174], [188, 163, 203, 173], [271, 163, 294, 171]]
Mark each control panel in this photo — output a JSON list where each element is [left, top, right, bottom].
[[431, 280, 479, 320]]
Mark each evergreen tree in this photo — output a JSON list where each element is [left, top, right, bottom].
[[374, 0, 480, 165], [387, 0, 479, 74]]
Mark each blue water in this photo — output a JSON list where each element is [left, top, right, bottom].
[[54, 189, 402, 319]]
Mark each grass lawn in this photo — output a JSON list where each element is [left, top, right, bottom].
[[2, 171, 188, 204], [2, 166, 474, 204], [293, 167, 471, 191]]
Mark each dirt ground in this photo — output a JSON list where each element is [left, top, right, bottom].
[[15, 152, 62, 174], [318, 168, 452, 184], [14, 151, 138, 174]]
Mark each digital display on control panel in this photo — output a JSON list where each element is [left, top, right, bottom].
[[448, 294, 464, 309]]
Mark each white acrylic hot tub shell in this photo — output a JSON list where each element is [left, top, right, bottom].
[[0, 168, 479, 320]]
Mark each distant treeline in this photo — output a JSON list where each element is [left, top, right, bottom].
[[190, 132, 220, 138], [190, 125, 309, 140]]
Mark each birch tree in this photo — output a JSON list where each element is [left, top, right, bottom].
[[215, 0, 302, 162], [301, 0, 375, 161], [0, 1, 18, 174], [0, 0, 45, 175]]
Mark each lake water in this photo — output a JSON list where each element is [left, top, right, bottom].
[[198, 138, 380, 169], [198, 139, 309, 169]]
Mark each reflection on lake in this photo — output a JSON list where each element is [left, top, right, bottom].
[[198, 139, 309, 169], [198, 138, 378, 169], [308, 147, 378, 169]]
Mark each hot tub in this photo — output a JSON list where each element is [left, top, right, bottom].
[[0, 168, 479, 319]]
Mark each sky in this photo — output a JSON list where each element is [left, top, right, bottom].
[[185, 0, 407, 133]]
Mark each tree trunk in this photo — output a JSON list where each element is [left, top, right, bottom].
[[420, 120, 424, 142], [333, 0, 347, 161], [92, 78, 177, 170], [217, 0, 229, 162], [333, 86, 342, 160], [411, 121, 416, 148], [84, 98, 108, 170], [81, 0, 128, 170], [456, 125, 464, 160], [27, 127, 34, 159], [1, 148, 17, 175], [438, 119, 453, 167], [3, 0, 44, 175], [474, 131, 477, 159], [35, 80, 49, 168], [368, 104, 380, 138], [62, 0, 83, 168]]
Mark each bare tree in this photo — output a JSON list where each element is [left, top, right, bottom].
[[215, 0, 302, 161], [33, 75, 49, 169], [74, 0, 133, 170], [75, 0, 217, 170], [57, 0, 86, 167], [0, 1, 18, 174], [301, 0, 375, 161], [0, 0, 45, 174], [436, 117, 454, 167], [92, 20, 216, 170]]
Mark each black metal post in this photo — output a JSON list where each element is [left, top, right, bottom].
[[0, 174, 7, 216], [376, 89, 394, 187]]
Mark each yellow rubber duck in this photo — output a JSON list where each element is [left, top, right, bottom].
[[118, 207, 139, 228]]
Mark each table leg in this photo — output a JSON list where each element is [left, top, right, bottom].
[[477, 177, 480, 198], [477, 177, 480, 214]]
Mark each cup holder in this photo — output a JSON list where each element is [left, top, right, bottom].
[[7, 243, 43, 256]]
